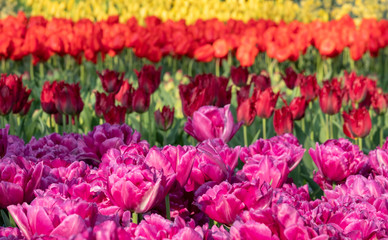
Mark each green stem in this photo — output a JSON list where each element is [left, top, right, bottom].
[[163, 130, 168, 146], [215, 58, 220, 77], [326, 114, 330, 140], [302, 117, 305, 132], [30, 58, 35, 83], [39, 63, 44, 80], [165, 195, 171, 220], [75, 115, 80, 134], [80, 63, 85, 87], [358, 138, 363, 151], [128, 49, 133, 71], [132, 212, 138, 224], [49, 114, 53, 132], [243, 125, 248, 146], [139, 114, 143, 136], [188, 59, 194, 76], [329, 115, 333, 139], [62, 115, 67, 134], [262, 118, 267, 139]]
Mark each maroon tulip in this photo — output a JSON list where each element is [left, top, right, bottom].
[[132, 88, 150, 113], [289, 96, 306, 120], [19, 99, 33, 116], [273, 106, 294, 135], [231, 66, 249, 87], [236, 85, 251, 106], [0, 84, 13, 115], [345, 71, 368, 104], [319, 79, 343, 115], [342, 107, 372, 139], [115, 81, 134, 113], [237, 98, 256, 126], [371, 90, 388, 115], [94, 92, 115, 118], [299, 74, 319, 101], [97, 69, 124, 94], [253, 87, 279, 119], [103, 105, 126, 125], [54, 81, 84, 116], [251, 73, 271, 91], [282, 67, 299, 89], [135, 65, 161, 94], [154, 106, 174, 131], [12, 87, 32, 114], [41, 81, 58, 114]]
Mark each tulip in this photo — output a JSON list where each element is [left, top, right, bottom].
[[231, 66, 249, 87], [281, 67, 299, 89], [40, 81, 58, 114], [230, 220, 274, 240], [319, 79, 343, 115], [12, 86, 31, 115], [154, 106, 174, 131], [0, 125, 8, 158], [273, 106, 294, 135], [54, 81, 84, 116], [132, 88, 150, 113], [237, 98, 256, 126], [253, 88, 279, 119], [194, 44, 214, 62], [299, 74, 319, 101], [0, 84, 13, 115], [289, 96, 306, 120], [107, 164, 166, 213], [344, 72, 367, 104], [236, 85, 251, 106], [184, 104, 242, 143], [236, 44, 258, 67], [342, 107, 372, 139], [195, 182, 245, 225], [251, 73, 271, 91], [103, 105, 126, 125], [135, 65, 161, 94], [371, 90, 388, 115], [94, 92, 115, 118], [115, 81, 134, 113], [309, 138, 367, 189], [213, 38, 229, 58], [97, 69, 124, 94]]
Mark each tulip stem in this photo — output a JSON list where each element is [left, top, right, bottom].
[[132, 212, 138, 224], [262, 118, 266, 139], [139, 114, 143, 136], [215, 58, 220, 77], [75, 116, 79, 134], [62, 115, 67, 134], [243, 125, 248, 146], [358, 138, 363, 151], [329, 115, 333, 139], [49, 115, 53, 132], [165, 195, 171, 220], [326, 114, 330, 140], [39, 63, 44, 80], [30, 58, 35, 83]]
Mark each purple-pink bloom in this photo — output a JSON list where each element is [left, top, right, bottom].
[[106, 164, 166, 213], [71, 220, 134, 240], [184, 104, 242, 143], [0, 227, 23, 239], [309, 138, 368, 189], [0, 125, 9, 158]]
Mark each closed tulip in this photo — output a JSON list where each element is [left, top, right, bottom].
[[54, 81, 84, 116], [132, 88, 150, 113], [154, 106, 174, 131], [135, 65, 161, 94], [194, 44, 214, 62], [253, 88, 279, 119], [342, 107, 372, 139], [94, 92, 115, 118], [282, 67, 299, 89], [184, 104, 242, 143], [289, 96, 307, 120], [273, 106, 294, 135], [371, 90, 388, 115], [237, 98, 256, 126], [231, 66, 249, 87], [97, 69, 124, 94], [115, 81, 134, 113], [103, 105, 126, 125], [0, 83, 13, 116], [319, 79, 343, 115], [251, 73, 271, 91], [299, 74, 319, 101], [40, 81, 58, 114], [0, 125, 8, 158]]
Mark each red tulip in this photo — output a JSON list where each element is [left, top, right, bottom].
[[97, 70, 124, 94], [154, 106, 174, 131], [273, 106, 294, 135], [0, 83, 13, 115], [342, 107, 372, 139], [344, 72, 367, 104], [94, 92, 115, 118], [194, 44, 214, 62], [213, 38, 229, 58], [237, 98, 256, 126], [19, 99, 33, 116], [132, 88, 150, 113], [299, 74, 319, 102], [281, 67, 299, 89], [319, 79, 343, 115], [103, 105, 126, 125], [289, 96, 307, 120], [115, 81, 134, 113], [12, 87, 32, 114], [253, 87, 279, 119], [231, 66, 249, 87], [135, 65, 161, 94], [54, 81, 84, 116], [251, 73, 271, 91], [41, 81, 58, 114], [236, 44, 258, 67], [371, 90, 388, 115]]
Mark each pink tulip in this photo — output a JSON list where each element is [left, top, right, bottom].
[[184, 104, 242, 143]]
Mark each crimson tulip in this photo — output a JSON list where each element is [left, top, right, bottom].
[[299, 74, 319, 101], [342, 107, 372, 139], [94, 92, 115, 118], [0, 125, 8, 158], [319, 79, 343, 115], [344, 72, 367, 104], [135, 65, 161, 94], [115, 81, 134, 113], [41, 81, 58, 114], [273, 106, 294, 135], [132, 88, 150, 113], [103, 105, 126, 125], [0, 83, 13, 115], [282, 67, 299, 89], [371, 90, 388, 115], [251, 73, 271, 91], [289, 96, 307, 120], [237, 98, 256, 126], [154, 106, 174, 131], [231, 66, 249, 87], [97, 69, 124, 94], [54, 81, 84, 116], [253, 87, 279, 119]]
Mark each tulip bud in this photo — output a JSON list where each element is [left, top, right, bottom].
[[273, 106, 294, 135], [12, 87, 32, 114], [94, 92, 115, 118], [135, 65, 161, 94], [342, 107, 372, 139], [251, 73, 271, 91], [281, 67, 298, 89], [41, 81, 58, 114], [345, 72, 367, 104], [299, 74, 319, 101], [213, 38, 229, 58], [319, 79, 343, 115], [253, 87, 279, 119], [19, 99, 33, 116], [237, 98, 256, 126], [371, 90, 388, 115], [154, 106, 174, 131], [103, 105, 126, 125], [115, 81, 134, 113], [0, 84, 13, 115], [230, 66, 249, 87], [289, 96, 307, 120], [132, 88, 150, 113], [54, 81, 84, 116], [97, 69, 124, 94]]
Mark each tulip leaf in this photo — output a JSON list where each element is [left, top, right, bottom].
[[0, 209, 10, 227]]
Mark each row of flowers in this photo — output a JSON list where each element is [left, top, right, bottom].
[[20, 0, 388, 24], [1, 122, 388, 239], [1, 12, 388, 65]]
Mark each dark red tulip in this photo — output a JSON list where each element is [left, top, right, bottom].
[[342, 107, 372, 139], [236, 85, 251, 106], [132, 88, 150, 113], [94, 92, 115, 118], [41, 81, 58, 114], [319, 79, 343, 115], [97, 69, 124, 94], [12, 87, 32, 114], [103, 105, 126, 125], [135, 65, 161, 94], [54, 81, 84, 116], [0, 84, 13, 115], [154, 106, 174, 131], [253, 87, 279, 119], [282, 67, 299, 89], [344, 72, 367, 104], [251, 73, 271, 91], [237, 98, 256, 126], [115, 81, 134, 113], [289, 96, 307, 120], [299, 74, 319, 101], [230, 66, 249, 87], [372, 90, 388, 115], [19, 99, 33, 116], [273, 106, 294, 135]]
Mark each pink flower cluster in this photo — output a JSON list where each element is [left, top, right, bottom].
[[1, 120, 388, 239]]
